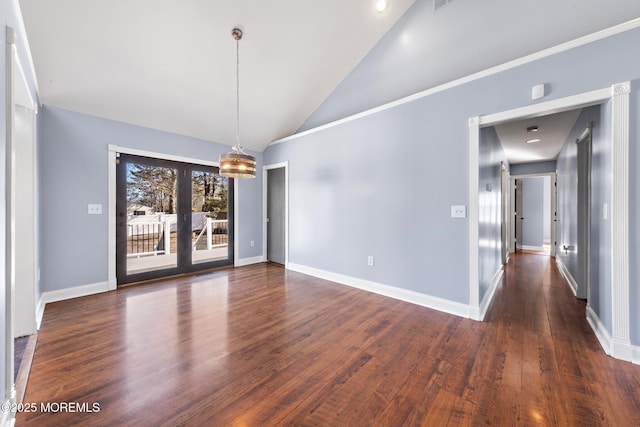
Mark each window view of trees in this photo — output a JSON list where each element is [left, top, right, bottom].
[[126, 165, 228, 218], [192, 171, 228, 219], [127, 164, 178, 214]]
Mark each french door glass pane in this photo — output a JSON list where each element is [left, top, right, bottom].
[[125, 163, 179, 274], [191, 171, 229, 265]]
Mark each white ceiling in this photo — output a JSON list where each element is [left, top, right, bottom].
[[494, 109, 582, 164], [19, 0, 415, 151], [19, 0, 640, 152]]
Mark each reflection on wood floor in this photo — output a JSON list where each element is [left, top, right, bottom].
[[18, 255, 640, 425]]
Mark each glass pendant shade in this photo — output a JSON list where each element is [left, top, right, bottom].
[[220, 148, 256, 178]]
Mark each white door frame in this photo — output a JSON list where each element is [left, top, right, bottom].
[[262, 162, 289, 267], [509, 173, 557, 257], [4, 25, 37, 420], [468, 82, 631, 362], [500, 163, 509, 264]]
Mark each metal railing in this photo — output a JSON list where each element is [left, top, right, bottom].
[[126, 219, 172, 258]]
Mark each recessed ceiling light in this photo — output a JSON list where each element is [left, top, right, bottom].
[[526, 138, 541, 144], [526, 125, 539, 132], [376, 0, 389, 12]]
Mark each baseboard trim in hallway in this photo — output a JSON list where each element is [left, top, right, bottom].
[[472, 266, 503, 321], [586, 304, 639, 364], [555, 257, 578, 296]]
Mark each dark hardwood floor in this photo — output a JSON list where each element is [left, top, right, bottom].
[[17, 255, 640, 426]]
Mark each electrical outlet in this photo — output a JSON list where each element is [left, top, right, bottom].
[[88, 204, 102, 215], [367, 256, 374, 266], [451, 205, 466, 218], [250, 240, 255, 247]]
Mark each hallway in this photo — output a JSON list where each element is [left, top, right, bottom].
[[480, 253, 640, 424], [17, 255, 640, 425]]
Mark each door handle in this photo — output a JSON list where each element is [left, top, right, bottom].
[[520, 217, 525, 220]]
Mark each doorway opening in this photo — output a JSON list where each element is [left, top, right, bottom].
[[510, 173, 556, 257], [468, 82, 631, 355], [262, 162, 289, 266]]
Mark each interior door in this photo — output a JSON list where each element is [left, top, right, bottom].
[[116, 154, 234, 285], [514, 179, 523, 252], [267, 168, 286, 264]]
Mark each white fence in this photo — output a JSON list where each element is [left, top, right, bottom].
[[126, 214, 228, 258]]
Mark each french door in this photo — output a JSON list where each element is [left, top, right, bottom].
[[116, 154, 234, 285]]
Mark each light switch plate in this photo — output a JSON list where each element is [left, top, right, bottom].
[[88, 204, 102, 215], [451, 205, 466, 218]]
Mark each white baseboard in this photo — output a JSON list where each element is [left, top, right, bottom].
[[521, 245, 544, 251], [1, 389, 16, 427], [586, 304, 613, 356], [470, 267, 503, 321], [586, 304, 638, 364], [41, 281, 111, 305], [555, 257, 577, 296], [1, 402, 14, 427], [36, 295, 45, 330], [287, 263, 470, 318], [633, 346, 640, 365], [235, 256, 264, 267]]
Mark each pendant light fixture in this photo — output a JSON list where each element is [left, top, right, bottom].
[[219, 28, 256, 179]]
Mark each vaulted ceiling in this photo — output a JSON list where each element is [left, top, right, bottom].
[[19, 0, 415, 151], [19, 0, 640, 152]]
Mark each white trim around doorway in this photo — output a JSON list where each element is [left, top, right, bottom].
[[468, 83, 631, 363], [262, 162, 289, 267]]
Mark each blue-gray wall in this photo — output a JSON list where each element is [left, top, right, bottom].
[[520, 177, 545, 247], [266, 9, 640, 345], [591, 101, 613, 332], [1, 0, 40, 409], [556, 104, 612, 333], [478, 127, 508, 302], [510, 160, 556, 176], [38, 106, 263, 292]]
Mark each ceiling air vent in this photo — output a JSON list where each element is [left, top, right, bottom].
[[434, 0, 451, 12]]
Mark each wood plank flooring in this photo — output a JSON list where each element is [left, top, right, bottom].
[[17, 254, 640, 426]]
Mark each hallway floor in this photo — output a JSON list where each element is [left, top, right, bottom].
[[17, 255, 640, 425]]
